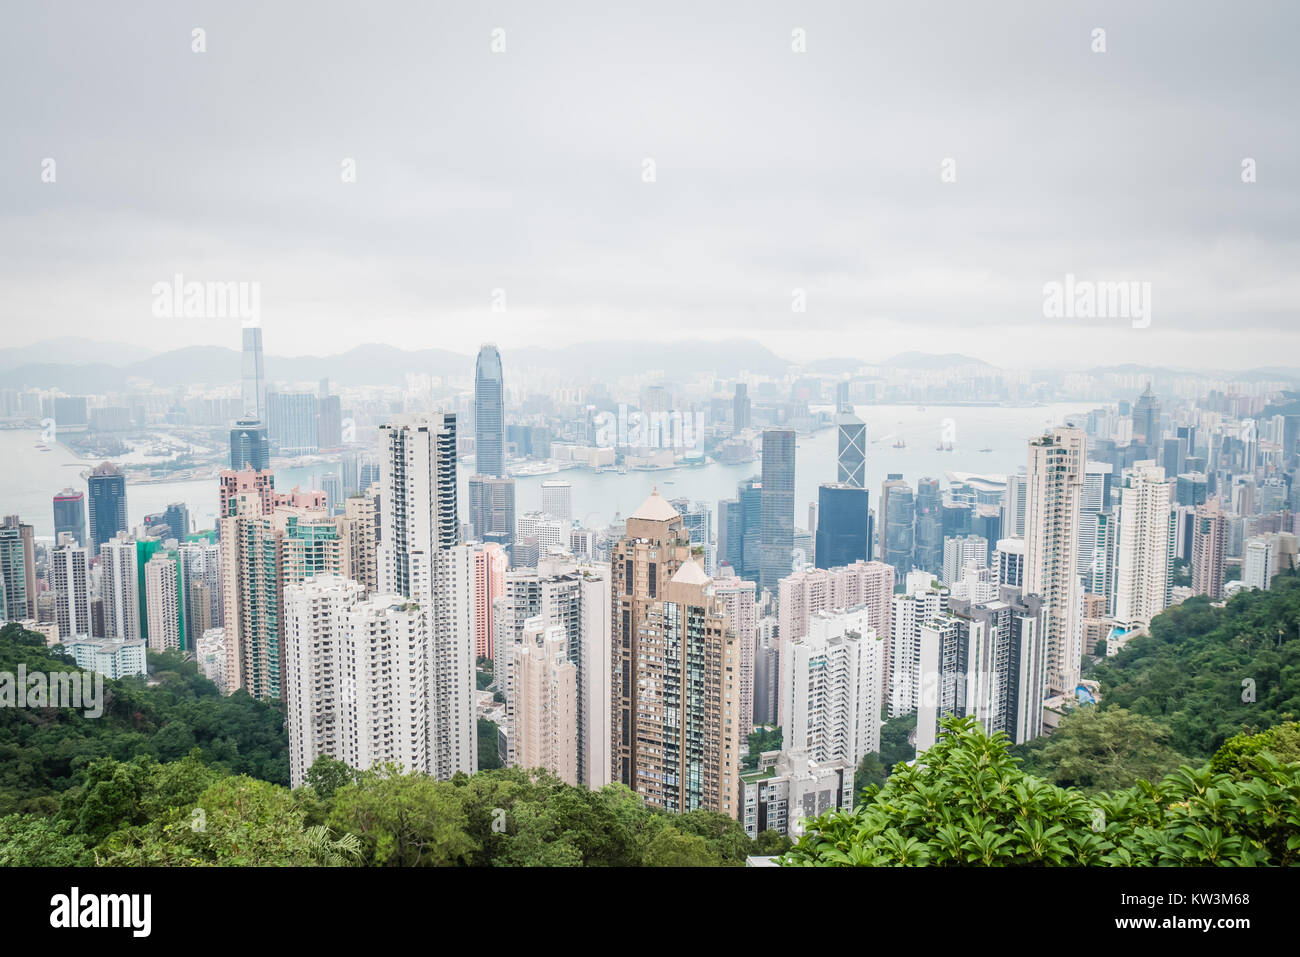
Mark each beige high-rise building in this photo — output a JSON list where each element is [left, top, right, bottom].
[[513, 617, 579, 785], [337, 493, 379, 594], [712, 566, 757, 737], [1024, 427, 1086, 695], [1192, 499, 1228, 599], [610, 489, 743, 818]]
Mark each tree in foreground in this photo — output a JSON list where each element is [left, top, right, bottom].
[[781, 716, 1300, 866]]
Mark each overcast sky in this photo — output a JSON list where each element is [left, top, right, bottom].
[[2, 1, 1296, 371]]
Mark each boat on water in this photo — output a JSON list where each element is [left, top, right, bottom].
[[893, 438, 905, 448], [979, 446, 994, 453], [34, 444, 51, 451]]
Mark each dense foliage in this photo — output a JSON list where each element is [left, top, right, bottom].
[[0, 623, 288, 815], [855, 712, 918, 794], [742, 725, 782, 770], [1013, 707, 1187, 793], [477, 718, 503, 771], [782, 716, 1300, 866], [2, 756, 760, 866], [1092, 570, 1300, 759]]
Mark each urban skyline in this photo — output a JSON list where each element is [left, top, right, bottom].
[[1, 1, 1297, 886]]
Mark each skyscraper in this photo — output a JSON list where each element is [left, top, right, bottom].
[[914, 477, 943, 575], [267, 392, 320, 455], [994, 538, 1025, 588], [915, 586, 1047, 752], [610, 490, 742, 817], [283, 576, 432, 788], [144, 553, 184, 653], [468, 475, 516, 555], [100, 532, 140, 641], [53, 488, 87, 549], [1133, 383, 1161, 457], [732, 383, 751, 434], [889, 570, 949, 718], [376, 411, 476, 780], [814, 483, 870, 570], [718, 476, 763, 580], [0, 516, 36, 621], [1112, 462, 1175, 632], [378, 413, 460, 595], [1024, 427, 1086, 696], [87, 462, 127, 556], [880, 476, 915, 578], [475, 344, 506, 478], [513, 618, 579, 786], [242, 326, 267, 422], [473, 542, 506, 659], [780, 607, 883, 767], [759, 429, 796, 595], [51, 542, 91, 640], [1191, 499, 1228, 599], [836, 410, 866, 488], [540, 481, 573, 523], [712, 567, 757, 736], [229, 419, 270, 471]]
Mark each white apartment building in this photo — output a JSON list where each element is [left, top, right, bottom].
[[284, 575, 436, 788], [1112, 462, 1175, 632], [942, 535, 987, 587], [889, 570, 949, 718], [779, 606, 883, 768], [99, 533, 140, 642], [51, 543, 91, 641], [144, 554, 183, 653], [66, 638, 147, 680], [196, 627, 227, 694], [540, 481, 573, 523], [1023, 427, 1086, 695], [1243, 535, 1276, 590], [739, 748, 854, 840]]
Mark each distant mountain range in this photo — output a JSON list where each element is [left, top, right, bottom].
[[2, 338, 1294, 392], [0, 338, 791, 391]]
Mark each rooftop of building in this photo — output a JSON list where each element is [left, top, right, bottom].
[[629, 487, 682, 523]]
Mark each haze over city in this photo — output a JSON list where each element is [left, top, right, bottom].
[[1, 1, 1298, 916], [3, 0, 1298, 369]]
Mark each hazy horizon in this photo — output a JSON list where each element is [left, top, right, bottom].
[[3, 1, 1297, 370]]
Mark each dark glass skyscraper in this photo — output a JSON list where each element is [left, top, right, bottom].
[[719, 477, 762, 580], [732, 383, 751, 434], [53, 487, 87, 547], [815, 483, 869, 570], [475, 344, 506, 478], [468, 474, 516, 556], [881, 476, 915, 577], [229, 418, 270, 470], [87, 462, 127, 556], [915, 477, 943, 575], [759, 428, 796, 595]]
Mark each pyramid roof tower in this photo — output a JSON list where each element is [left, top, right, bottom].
[[629, 486, 681, 523]]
